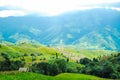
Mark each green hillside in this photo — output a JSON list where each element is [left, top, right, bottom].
[[56, 46, 116, 61], [0, 41, 118, 79], [0, 42, 62, 63], [0, 3, 120, 80], [0, 9, 120, 50], [0, 41, 116, 63], [0, 72, 108, 80]]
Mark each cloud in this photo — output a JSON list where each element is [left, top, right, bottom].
[[111, 7, 120, 11], [0, 0, 120, 17], [0, 10, 26, 17]]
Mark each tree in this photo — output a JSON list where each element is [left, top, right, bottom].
[[31, 53, 35, 56], [0, 44, 1, 48], [20, 56, 25, 61], [32, 56, 36, 62], [36, 62, 51, 75], [91, 65, 103, 77], [56, 53, 58, 59], [54, 59, 67, 73], [1, 53, 9, 60], [49, 63, 59, 76], [80, 58, 91, 65], [93, 58, 98, 62], [23, 53, 28, 56], [30, 59, 67, 76], [102, 63, 114, 78], [67, 58, 69, 62], [0, 59, 25, 71]]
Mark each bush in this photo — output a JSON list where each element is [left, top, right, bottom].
[[32, 56, 36, 61], [30, 59, 67, 76], [0, 53, 25, 71], [0, 44, 1, 48], [0, 60, 25, 71], [79, 54, 120, 79], [23, 53, 28, 56], [54, 59, 67, 73], [80, 58, 91, 65], [30, 53, 35, 56]]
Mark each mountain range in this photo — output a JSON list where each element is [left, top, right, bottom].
[[0, 8, 120, 50]]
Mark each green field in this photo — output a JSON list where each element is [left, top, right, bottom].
[[0, 42, 62, 63], [0, 71, 109, 80], [0, 41, 116, 63]]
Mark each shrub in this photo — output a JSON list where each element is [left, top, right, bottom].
[[30, 59, 67, 76], [80, 57, 91, 65]]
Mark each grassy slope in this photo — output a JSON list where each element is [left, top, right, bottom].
[[56, 46, 117, 61], [0, 42, 117, 63], [55, 73, 109, 80], [0, 42, 62, 62], [0, 72, 109, 80]]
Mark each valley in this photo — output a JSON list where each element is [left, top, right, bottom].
[[0, 9, 120, 50], [0, 6, 120, 80]]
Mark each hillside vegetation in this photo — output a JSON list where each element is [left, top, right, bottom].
[[0, 72, 108, 80], [0, 41, 61, 63], [0, 41, 116, 63], [0, 9, 120, 50], [0, 41, 119, 79]]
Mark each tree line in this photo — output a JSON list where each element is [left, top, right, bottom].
[[1, 51, 120, 79], [0, 53, 25, 71]]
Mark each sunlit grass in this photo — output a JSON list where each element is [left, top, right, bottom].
[[0, 72, 109, 80]]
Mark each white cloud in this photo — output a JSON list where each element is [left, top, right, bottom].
[[111, 7, 120, 11], [0, 0, 120, 17], [0, 10, 26, 17]]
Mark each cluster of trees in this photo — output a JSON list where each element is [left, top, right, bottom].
[[79, 53, 120, 79], [0, 53, 25, 71], [30, 59, 67, 76], [29, 53, 120, 79], [21, 53, 43, 62]]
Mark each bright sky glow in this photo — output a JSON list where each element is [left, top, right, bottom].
[[0, 0, 120, 17], [0, 10, 26, 17]]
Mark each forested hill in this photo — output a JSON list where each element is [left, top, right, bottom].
[[0, 8, 120, 50]]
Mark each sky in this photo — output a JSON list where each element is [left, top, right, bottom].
[[0, 0, 120, 17]]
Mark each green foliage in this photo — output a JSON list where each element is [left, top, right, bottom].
[[0, 42, 62, 64], [0, 41, 119, 79], [30, 53, 35, 56], [0, 52, 25, 71], [80, 57, 91, 65], [32, 57, 36, 62], [0, 44, 2, 48], [1, 53, 9, 60], [54, 59, 67, 73], [80, 53, 120, 79], [30, 59, 67, 76], [55, 53, 58, 59], [0, 72, 108, 80], [0, 56, 25, 71], [23, 53, 28, 56]]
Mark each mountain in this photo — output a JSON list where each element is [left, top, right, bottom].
[[0, 8, 120, 50]]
